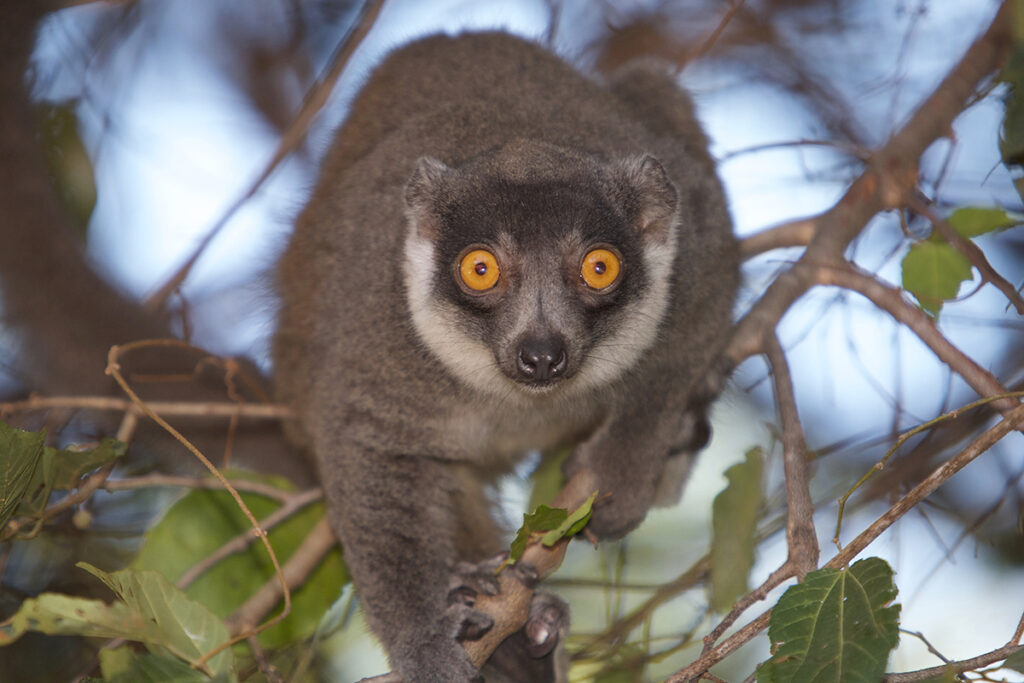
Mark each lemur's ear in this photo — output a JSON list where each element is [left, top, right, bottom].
[[615, 154, 679, 239], [404, 156, 451, 239]]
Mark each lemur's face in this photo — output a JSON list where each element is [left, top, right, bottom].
[[403, 141, 680, 399]]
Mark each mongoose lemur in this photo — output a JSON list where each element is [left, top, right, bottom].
[[274, 31, 738, 682]]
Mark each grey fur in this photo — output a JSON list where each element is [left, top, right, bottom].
[[274, 32, 738, 683]]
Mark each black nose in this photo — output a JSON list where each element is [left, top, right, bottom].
[[517, 337, 568, 382]]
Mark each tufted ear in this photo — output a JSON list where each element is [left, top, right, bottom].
[[615, 154, 679, 239], [403, 156, 451, 239]]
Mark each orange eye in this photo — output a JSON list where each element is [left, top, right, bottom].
[[580, 248, 621, 290], [459, 249, 500, 291]]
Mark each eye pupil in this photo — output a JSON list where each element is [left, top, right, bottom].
[[593, 261, 606, 275], [474, 262, 488, 276]]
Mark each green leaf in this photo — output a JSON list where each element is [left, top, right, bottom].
[[540, 491, 597, 546], [508, 504, 569, 563], [506, 492, 599, 567], [14, 436, 126, 520], [710, 448, 764, 613], [946, 207, 1019, 239], [101, 648, 216, 683], [901, 240, 973, 317], [1004, 646, 1024, 673], [133, 477, 347, 648], [50, 438, 127, 489], [78, 562, 235, 676], [757, 557, 900, 683], [0, 592, 143, 644], [0, 422, 46, 529]]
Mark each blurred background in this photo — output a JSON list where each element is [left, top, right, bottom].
[[2, 0, 1023, 680]]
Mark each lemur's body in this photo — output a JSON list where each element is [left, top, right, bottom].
[[274, 32, 738, 682]]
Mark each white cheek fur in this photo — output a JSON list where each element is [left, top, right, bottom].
[[404, 230, 512, 397], [574, 220, 678, 392]]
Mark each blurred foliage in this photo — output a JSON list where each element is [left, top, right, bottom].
[[133, 477, 347, 649], [710, 447, 763, 613], [3, 0, 1024, 681], [35, 104, 96, 235]]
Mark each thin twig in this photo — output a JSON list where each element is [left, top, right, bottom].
[[246, 634, 285, 683], [718, 138, 867, 164], [833, 389, 1024, 545], [143, 0, 387, 311], [695, 335, 821, 655], [677, 0, 746, 68], [103, 473, 314, 503], [764, 333, 819, 576], [700, 562, 794, 657], [882, 643, 1024, 682], [668, 403, 1024, 682], [105, 339, 292, 665], [225, 515, 338, 635], [816, 261, 1020, 416], [909, 197, 1024, 315], [177, 487, 323, 589], [828, 404, 1024, 568], [899, 629, 951, 665], [1, 394, 290, 419], [575, 554, 711, 659]]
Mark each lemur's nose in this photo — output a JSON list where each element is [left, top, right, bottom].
[[517, 336, 568, 382]]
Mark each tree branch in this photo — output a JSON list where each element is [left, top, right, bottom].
[[815, 261, 1020, 415], [177, 487, 323, 589], [764, 333, 819, 576], [464, 469, 599, 668], [723, 0, 1012, 367], [1, 394, 291, 420], [669, 401, 1024, 681], [738, 215, 819, 259], [909, 196, 1024, 315], [882, 642, 1024, 682]]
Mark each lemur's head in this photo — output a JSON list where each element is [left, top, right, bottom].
[[403, 140, 680, 399]]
